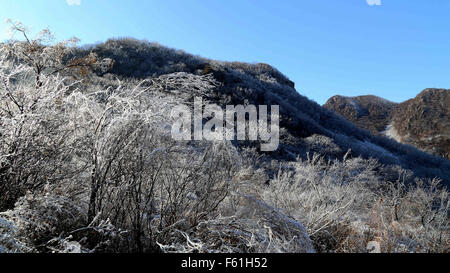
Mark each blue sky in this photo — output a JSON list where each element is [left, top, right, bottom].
[[1, 0, 449, 104]]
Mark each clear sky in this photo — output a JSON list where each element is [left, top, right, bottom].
[[1, 0, 449, 104]]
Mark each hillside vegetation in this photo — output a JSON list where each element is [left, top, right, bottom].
[[0, 25, 448, 253]]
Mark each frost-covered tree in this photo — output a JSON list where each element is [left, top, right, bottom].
[[0, 20, 114, 210], [4, 19, 111, 87], [0, 45, 85, 210]]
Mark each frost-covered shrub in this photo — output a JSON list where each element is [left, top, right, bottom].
[[0, 203, 129, 253], [303, 134, 343, 158], [261, 153, 449, 253], [0, 216, 32, 253], [93, 140, 240, 252], [262, 154, 376, 246], [372, 178, 449, 253], [43, 218, 130, 253], [157, 195, 315, 253], [0, 191, 85, 249]]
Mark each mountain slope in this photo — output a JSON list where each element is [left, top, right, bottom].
[[78, 38, 450, 185], [324, 90, 450, 160], [324, 95, 397, 135], [392, 89, 450, 159]]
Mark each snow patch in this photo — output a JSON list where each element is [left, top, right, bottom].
[[383, 123, 403, 143]]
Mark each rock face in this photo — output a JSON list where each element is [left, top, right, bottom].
[[324, 89, 450, 159]]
